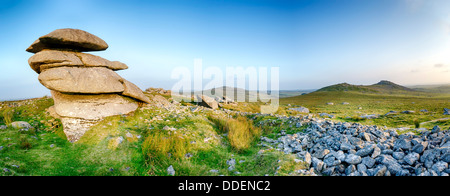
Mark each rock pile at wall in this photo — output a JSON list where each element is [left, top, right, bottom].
[[27, 28, 150, 142], [261, 119, 450, 176]]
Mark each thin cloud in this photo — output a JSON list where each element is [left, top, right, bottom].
[[434, 64, 445, 68], [404, 0, 424, 12]]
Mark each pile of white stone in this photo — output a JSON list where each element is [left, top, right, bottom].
[[262, 120, 450, 176]]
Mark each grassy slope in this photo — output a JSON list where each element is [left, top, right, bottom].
[[411, 84, 450, 94], [0, 96, 306, 176], [280, 90, 450, 129]]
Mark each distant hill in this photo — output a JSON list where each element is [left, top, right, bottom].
[[194, 86, 276, 102], [369, 80, 416, 92], [409, 84, 450, 94], [316, 80, 419, 95]]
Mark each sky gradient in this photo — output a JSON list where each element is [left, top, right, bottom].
[[0, 0, 450, 100]]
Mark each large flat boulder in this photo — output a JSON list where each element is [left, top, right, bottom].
[[288, 107, 310, 113], [51, 90, 138, 120], [196, 95, 218, 109], [29, 50, 128, 73], [76, 52, 128, 70], [38, 67, 125, 94], [120, 79, 151, 103], [28, 50, 84, 73], [26, 28, 108, 53]]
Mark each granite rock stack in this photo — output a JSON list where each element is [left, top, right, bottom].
[[27, 28, 150, 142]]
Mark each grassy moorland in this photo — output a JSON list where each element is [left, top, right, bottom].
[[0, 81, 448, 176], [280, 81, 450, 130], [221, 81, 449, 130], [0, 96, 306, 176]]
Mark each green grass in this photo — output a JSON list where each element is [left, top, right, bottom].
[[280, 91, 450, 129], [0, 96, 307, 176]]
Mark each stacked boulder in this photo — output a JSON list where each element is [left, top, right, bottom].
[[27, 28, 150, 142]]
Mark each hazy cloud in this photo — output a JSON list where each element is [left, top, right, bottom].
[[434, 64, 445, 68], [404, 0, 424, 12], [446, 23, 450, 35]]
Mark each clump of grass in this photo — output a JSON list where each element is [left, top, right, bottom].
[[207, 115, 228, 134], [228, 116, 261, 152], [142, 132, 190, 161], [413, 118, 420, 128], [19, 136, 32, 150], [208, 115, 261, 152], [2, 106, 14, 126]]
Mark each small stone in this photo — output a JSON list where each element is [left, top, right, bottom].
[[374, 165, 387, 176], [312, 157, 324, 172], [393, 151, 405, 160], [431, 125, 441, 133], [210, 169, 219, 173], [227, 158, 236, 166], [444, 108, 449, 115], [313, 149, 330, 159], [167, 165, 175, 176], [340, 142, 355, 151], [404, 152, 420, 165], [355, 144, 375, 157], [362, 133, 371, 142], [431, 161, 448, 173], [345, 154, 362, 165], [394, 138, 412, 151], [345, 165, 356, 175], [10, 121, 33, 129], [297, 151, 312, 166], [371, 147, 381, 158]]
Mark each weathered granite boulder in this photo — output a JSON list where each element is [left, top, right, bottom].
[[196, 95, 219, 109], [10, 121, 33, 129], [26, 28, 108, 53], [28, 50, 128, 73], [26, 28, 149, 142], [28, 50, 83, 73], [38, 67, 125, 94], [50, 90, 138, 120], [288, 107, 310, 113], [120, 79, 151, 104]]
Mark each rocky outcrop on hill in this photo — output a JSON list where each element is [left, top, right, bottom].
[[27, 28, 149, 142], [261, 118, 450, 176]]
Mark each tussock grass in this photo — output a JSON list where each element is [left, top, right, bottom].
[[1, 106, 13, 126], [208, 114, 261, 152], [228, 116, 261, 152], [142, 132, 190, 160]]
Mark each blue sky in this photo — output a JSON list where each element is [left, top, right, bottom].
[[0, 0, 450, 100]]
